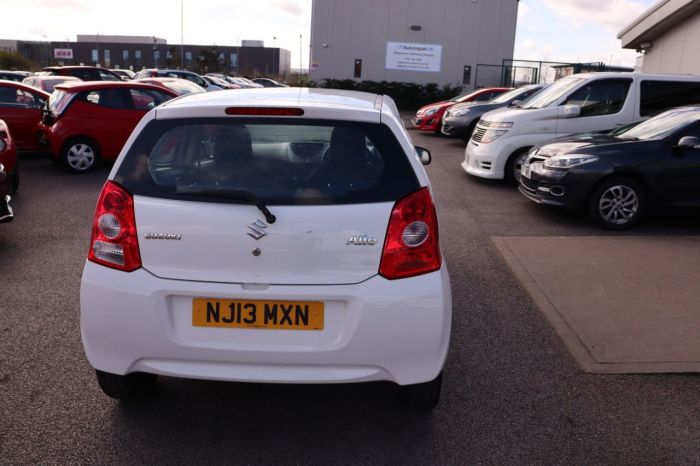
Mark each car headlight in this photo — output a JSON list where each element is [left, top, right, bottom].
[[487, 122, 513, 129], [544, 154, 599, 169], [480, 129, 508, 144], [0, 139, 5, 153], [452, 108, 470, 117], [425, 108, 438, 117]]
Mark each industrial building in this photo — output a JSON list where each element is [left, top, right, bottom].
[[309, 0, 519, 89], [1, 35, 291, 78], [619, 0, 700, 74]]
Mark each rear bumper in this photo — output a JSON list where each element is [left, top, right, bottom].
[[80, 262, 452, 385], [37, 126, 60, 160]]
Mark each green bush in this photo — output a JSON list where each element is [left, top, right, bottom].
[[314, 79, 464, 111], [0, 51, 35, 71]]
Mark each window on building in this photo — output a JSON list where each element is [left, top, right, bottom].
[[462, 66, 472, 85], [185, 51, 192, 67], [564, 78, 632, 117], [354, 59, 362, 79], [230, 52, 238, 69], [104, 49, 111, 67], [640, 80, 700, 116], [91, 49, 98, 64], [135, 49, 142, 67], [154, 50, 161, 66], [123, 50, 129, 62]]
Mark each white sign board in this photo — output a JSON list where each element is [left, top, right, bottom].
[[385, 42, 442, 73], [54, 48, 73, 59]]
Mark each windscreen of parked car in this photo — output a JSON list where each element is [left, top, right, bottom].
[[48, 90, 72, 114], [162, 80, 205, 95], [115, 118, 420, 205], [490, 86, 539, 105], [616, 108, 700, 141], [519, 77, 585, 109]]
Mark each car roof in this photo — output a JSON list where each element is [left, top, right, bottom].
[[29, 75, 81, 81], [137, 77, 183, 82], [44, 66, 109, 70], [159, 87, 382, 111], [54, 80, 178, 95], [0, 79, 51, 97]]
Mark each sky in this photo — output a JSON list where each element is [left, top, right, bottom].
[[3, 0, 659, 70]]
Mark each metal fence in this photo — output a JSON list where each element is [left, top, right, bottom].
[[474, 64, 539, 89], [475, 60, 633, 89]]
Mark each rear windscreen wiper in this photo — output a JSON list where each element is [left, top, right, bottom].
[[175, 188, 276, 224]]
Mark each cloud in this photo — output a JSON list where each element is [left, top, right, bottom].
[[539, 0, 650, 32], [272, 0, 305, 16], [31, 0, 89, 10]]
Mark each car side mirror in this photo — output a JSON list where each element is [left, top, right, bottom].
[[560, 104, 581, 119], [416, 146, 431, 165], [510, 100, 522, 107], [676, 136, 700, 149]]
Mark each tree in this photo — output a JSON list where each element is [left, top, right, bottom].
[[0, 51, 35, 71]]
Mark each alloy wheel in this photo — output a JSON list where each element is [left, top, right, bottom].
[[598, 185, 639, 225]]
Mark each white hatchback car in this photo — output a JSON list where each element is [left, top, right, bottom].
[[80, 88, 452, 409]]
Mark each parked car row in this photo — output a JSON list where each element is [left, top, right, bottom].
[[440, 72, 700, 229]]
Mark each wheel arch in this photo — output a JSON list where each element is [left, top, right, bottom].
[[588, 170, 653, 205]]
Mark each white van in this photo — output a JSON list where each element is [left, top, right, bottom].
[[462, 72, 700, 182]]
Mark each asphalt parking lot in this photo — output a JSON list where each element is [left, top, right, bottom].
[[2, 132, 700, 464]]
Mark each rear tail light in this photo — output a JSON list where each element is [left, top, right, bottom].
[[379, 187, 441, 279], [88, 181, 141, 272]]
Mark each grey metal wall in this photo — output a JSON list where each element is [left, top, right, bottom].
[[638, 13, 700, 74], [310, 0, 519, 88]]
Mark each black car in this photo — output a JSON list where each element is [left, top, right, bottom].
[[0, 71, 30, 82], [519, 106, 700, 230], [441, 84, 545, 140], [42, 66, 124, 81]]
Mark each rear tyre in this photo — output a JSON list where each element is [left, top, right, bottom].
[[9, 169, 18, 194], [504, 148, 530, 186], [95, 370, 157, 401], [588, 176, 646, 230], [62, 138, 99, 173], [398, 372, 442, 410]]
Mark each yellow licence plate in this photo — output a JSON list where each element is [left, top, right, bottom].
[[192, 298, 324, 330]]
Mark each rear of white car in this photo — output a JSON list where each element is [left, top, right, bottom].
[[80, 88, 451, 409]]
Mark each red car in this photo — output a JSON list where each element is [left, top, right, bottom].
[[412, 87, 511, 133], [37, 81, 177, 173], [0, 81, 50, 152], [0, 120, 17, 222], [22, 75, 81, 93]]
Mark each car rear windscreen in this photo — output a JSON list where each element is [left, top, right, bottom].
[[114, 118, 420, 205]]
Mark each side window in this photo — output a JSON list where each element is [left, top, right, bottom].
[[474, 93, 492, 102], [130, 89, 172, 111], [81, 89, 131, 109], [640, 81, 700, 116], [564, 79, 632, 117], [17, 90, 44, 109], [99, 70, 121, 81], [677, 122, 700, 140], [0, 87, 20, 107]]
